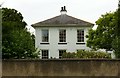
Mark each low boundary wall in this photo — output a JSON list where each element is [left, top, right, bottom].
[[2, 59, 120, 78]]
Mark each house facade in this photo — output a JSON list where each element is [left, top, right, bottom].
[[32, 6, 94, 59]]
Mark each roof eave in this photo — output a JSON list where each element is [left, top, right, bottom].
[[31, 24, 94, 28]]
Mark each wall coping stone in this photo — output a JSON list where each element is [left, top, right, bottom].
[[2, 58, 120, 62]]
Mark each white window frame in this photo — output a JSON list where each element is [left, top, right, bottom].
[[41, 50, 49, 59], [59, 29, 66, 42], [59, 50, 66, 58], [77, 29, 84, 42], [41, 29, 49, 43]]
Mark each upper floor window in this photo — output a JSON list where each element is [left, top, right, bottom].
[[77, 29, 84, 42], [59, 29, 66, 42], [42, 29, 49, 42]]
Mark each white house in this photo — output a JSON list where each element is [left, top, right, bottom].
[[32, 6, 94, 59]]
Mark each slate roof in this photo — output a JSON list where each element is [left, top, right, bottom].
[[31, 14, 94, 27]]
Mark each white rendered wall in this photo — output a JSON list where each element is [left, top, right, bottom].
[[34, 26, 91, 59]]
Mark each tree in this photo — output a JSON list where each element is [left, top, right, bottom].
[[2, 8, 39, 59], [2, 29, 39, 59], [87, 12, 116, 51], [87, 8, 120, 58], [2, 8, 26, 26], [112, 36, 120, 58], [112, 2, 120, 58], [0, 8, 2, 59], [2, 8, 27, 39]]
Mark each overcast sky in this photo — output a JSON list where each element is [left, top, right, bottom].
[[0, 0, 118, 31]]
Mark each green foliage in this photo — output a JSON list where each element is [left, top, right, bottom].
[[2, 8, 26, 31], [87, 12, 116, 51], [62, 50, 111, 59], [62, 52, 76, 58], [2, 8, 39, 59], [112, 5, 120, 58], [112, 37, 120, 58], [87, 8, 120, 58], [2, 8, 26, 25], [86, 29, 99, 50], [117, 1, 120, 37], [2, 29, 40, 59], [0, 8, 2, 59]]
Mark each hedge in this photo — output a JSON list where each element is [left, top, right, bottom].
[[62, 50, 111, 58]]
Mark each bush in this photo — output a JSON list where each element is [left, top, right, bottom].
[[62, 52, 76, 58], [62, 50, 111, 59]]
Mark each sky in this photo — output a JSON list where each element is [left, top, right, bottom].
[[0, 0, 118, 32]]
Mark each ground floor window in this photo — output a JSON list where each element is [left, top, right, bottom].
[[59, 50, 66, 58], [77, 49, 85, 52], [41, 50, 49, 59]]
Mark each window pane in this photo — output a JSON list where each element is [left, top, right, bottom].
[[77, 29, 84, 42], [59, 29, 66, 42], [59, 50, 66, 58], [42, 50, 49, 59], [42, 29, 49, 42]]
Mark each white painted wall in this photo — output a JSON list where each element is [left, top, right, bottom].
[[34, 26, 91, 59]]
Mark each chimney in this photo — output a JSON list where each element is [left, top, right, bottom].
[[60, 6, 67, 15], [64, 6, 67, 12], [60, 7, 64, 12]]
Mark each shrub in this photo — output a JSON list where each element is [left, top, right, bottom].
[[62, 52, 76, 58], [62, 50, 111, 59]]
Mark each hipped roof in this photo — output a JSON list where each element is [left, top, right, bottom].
[[32, 14, 94, 27]]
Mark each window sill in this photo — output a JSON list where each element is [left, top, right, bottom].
[[58, 43, 67, 44], [76, 43, 85, 45], [40, 43, 50, 44]]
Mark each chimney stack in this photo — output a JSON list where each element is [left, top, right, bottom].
[[60, 6, 67, 15], [60, 7, 64, 12], [64, 6, 67, 12]]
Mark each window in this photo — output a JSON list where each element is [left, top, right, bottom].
[[77, 49, 85, 52], [41, 50, 49, 59], [77, 29, 84, 42], [59, 29, 66, 42], [42, 29, 49, 42], [59, 50, 66, 58]]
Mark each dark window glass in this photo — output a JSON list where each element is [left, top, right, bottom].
[[59, 50, 66, 58], [77, 29, 84, 42], [42, 29, 49, 42], [59, 29, 66, 42], [42, 50, 49, 59]]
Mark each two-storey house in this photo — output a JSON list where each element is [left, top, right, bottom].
[[32, 6, 94, 59]]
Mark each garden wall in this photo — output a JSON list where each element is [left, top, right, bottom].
[[2, 59, 120, 78]]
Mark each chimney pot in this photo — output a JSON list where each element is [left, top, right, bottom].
[[60, 7, 64, 12], [60, 6, 67, 15], [64, 6, 67, 11]]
